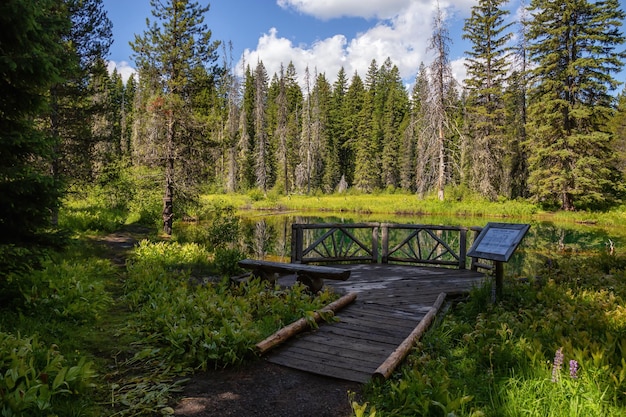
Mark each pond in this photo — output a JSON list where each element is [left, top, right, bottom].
[[182, 211, 626, 279]]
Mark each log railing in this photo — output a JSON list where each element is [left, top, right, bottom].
[[291, 223, 491, 270]]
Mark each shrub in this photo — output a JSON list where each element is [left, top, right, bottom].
[[0, 331, 95, 416]]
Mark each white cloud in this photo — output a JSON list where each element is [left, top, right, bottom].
[[239, 1, 475, 89], [107, 60, 137, 84], [277, 0, 412, 20]]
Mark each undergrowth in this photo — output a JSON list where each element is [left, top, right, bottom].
[[355, 250, 626, 416]]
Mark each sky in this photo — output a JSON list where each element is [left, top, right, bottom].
[[103, 0, 625, 92]]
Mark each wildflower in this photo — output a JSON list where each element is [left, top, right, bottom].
[[552, 348, 564, 382], [569, 359, 578, 379]]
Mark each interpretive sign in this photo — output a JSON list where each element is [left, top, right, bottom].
[[467, 222, 530, 262]]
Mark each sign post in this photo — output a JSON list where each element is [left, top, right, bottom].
[[467, 223, 530, 300]]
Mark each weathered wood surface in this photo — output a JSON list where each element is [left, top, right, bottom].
[[266, 264, 487, 383], [256, 292, 357, 354], [238, 259, 351, 280]]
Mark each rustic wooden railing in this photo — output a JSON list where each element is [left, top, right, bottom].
[[291, 223, 491, 270], [291, 223, 380, 264]]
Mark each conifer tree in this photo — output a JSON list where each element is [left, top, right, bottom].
[[343, 72, 366, 187], [238, 65, 256, 190], [284, 62, 303, 193], [330, 67, 351, 187], [463, 0, 512, 199], [0, 0, 69, 277], [525, 0, 625, 210], [608, 88, 626, 177], [49, 0, 113, 187], [354, 60, 381, 191], [428, 2, 455, 200], [381, 63, 409, 189], [131, 0, 220, 233], [253, 61, 271, 191]]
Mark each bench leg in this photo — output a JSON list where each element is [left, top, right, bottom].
[[251, 268, 278, 284], [296, 273, 324, 293]]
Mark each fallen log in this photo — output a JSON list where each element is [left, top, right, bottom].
[[372, 292, 447, 381], [255, 292, 357, 355]]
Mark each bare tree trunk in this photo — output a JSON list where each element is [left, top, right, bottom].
[[437, 123, 445, 201], [163, 115, 175, 235]]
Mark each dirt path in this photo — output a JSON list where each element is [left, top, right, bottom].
[[97, 226, 363, 417]]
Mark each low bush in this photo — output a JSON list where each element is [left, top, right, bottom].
[[0, 331, 95, 417]]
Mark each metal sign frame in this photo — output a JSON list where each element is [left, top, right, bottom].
[[467, 222, 530, 262]]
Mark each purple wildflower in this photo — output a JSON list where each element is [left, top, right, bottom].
[[552, 348, 564, 382], [569, 360, 578, 379]]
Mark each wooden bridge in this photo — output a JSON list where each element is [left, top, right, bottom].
[[251, 223, 493, 383]]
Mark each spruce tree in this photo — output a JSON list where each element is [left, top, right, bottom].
[[354, 60, 381, 191], [462, 0, 512, 199], [343, 72, 366, 186], [131, 0, 220, 233], [0, 0, 69, 277], [525, 0, 625, 210], [381, 64, 409, 189], [253, 61, 271, 192]]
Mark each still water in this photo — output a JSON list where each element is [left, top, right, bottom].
[[224, 212, 626, 277]]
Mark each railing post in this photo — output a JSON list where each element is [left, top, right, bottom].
[[372, 224, 379, 263], [459, 228, 467, 269], [291, 224, 303, 263], [381, 224, 389, 264]]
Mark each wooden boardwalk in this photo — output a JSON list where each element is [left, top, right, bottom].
[[265, 264, 488, 383]]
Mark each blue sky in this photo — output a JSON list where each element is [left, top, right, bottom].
[[103, 0, 626, 92], [104, 0, 480, 85]]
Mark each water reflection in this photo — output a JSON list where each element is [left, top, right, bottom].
[[238, 213, 626, 278]]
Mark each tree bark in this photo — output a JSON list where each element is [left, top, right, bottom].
[[163, 115, 175, 235]]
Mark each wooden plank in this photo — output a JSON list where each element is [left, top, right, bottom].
[[292, 333, 398, 356], [267, 353, 372, 383], [374, 292, 447, 380], [238, 259, 351, 281], [264, 263, 490, 383], [256, 292, 357, 354], [278, 344, 384, 368]]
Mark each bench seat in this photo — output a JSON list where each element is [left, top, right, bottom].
[[237, 259, 351, 292]]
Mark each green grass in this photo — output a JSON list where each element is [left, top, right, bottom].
[[354, 251, 626, 416], [201, 191, 626, 230], [0, 191, 340, 416], [4, 185, 626, 416]]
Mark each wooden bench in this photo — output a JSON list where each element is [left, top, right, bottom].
[[237, 259, 351, 292]]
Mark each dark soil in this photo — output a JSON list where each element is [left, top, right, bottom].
[[174, 359, 361, 417], [97, 225, 364, 417]]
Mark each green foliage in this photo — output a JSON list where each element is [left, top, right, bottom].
[[525, 0, 626, 210], [0, 332, 96, 417], [358, 250, 626, 415], [124, 240, 336, 371], [16, 258, 114, 323]]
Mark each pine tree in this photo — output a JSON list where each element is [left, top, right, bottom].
[[253, 61, 271, 192], [330, 67, 351, 188], [0, 0, 69, 277], [380, 63, 409, 189], [462, 0, 513, 199], [354, 60, 381, 191], [428, 3, 455, 201], [608, 88, 626, 177], [525, 0, 626, 210], [238, 65, 256, 190], [131, 0, 220, 234], [343, 72, 366, 187], [49, 0, 113, 187]]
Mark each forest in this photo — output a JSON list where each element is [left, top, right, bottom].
[[2, 1, 626, 415], [3, 0, 626, 249]]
